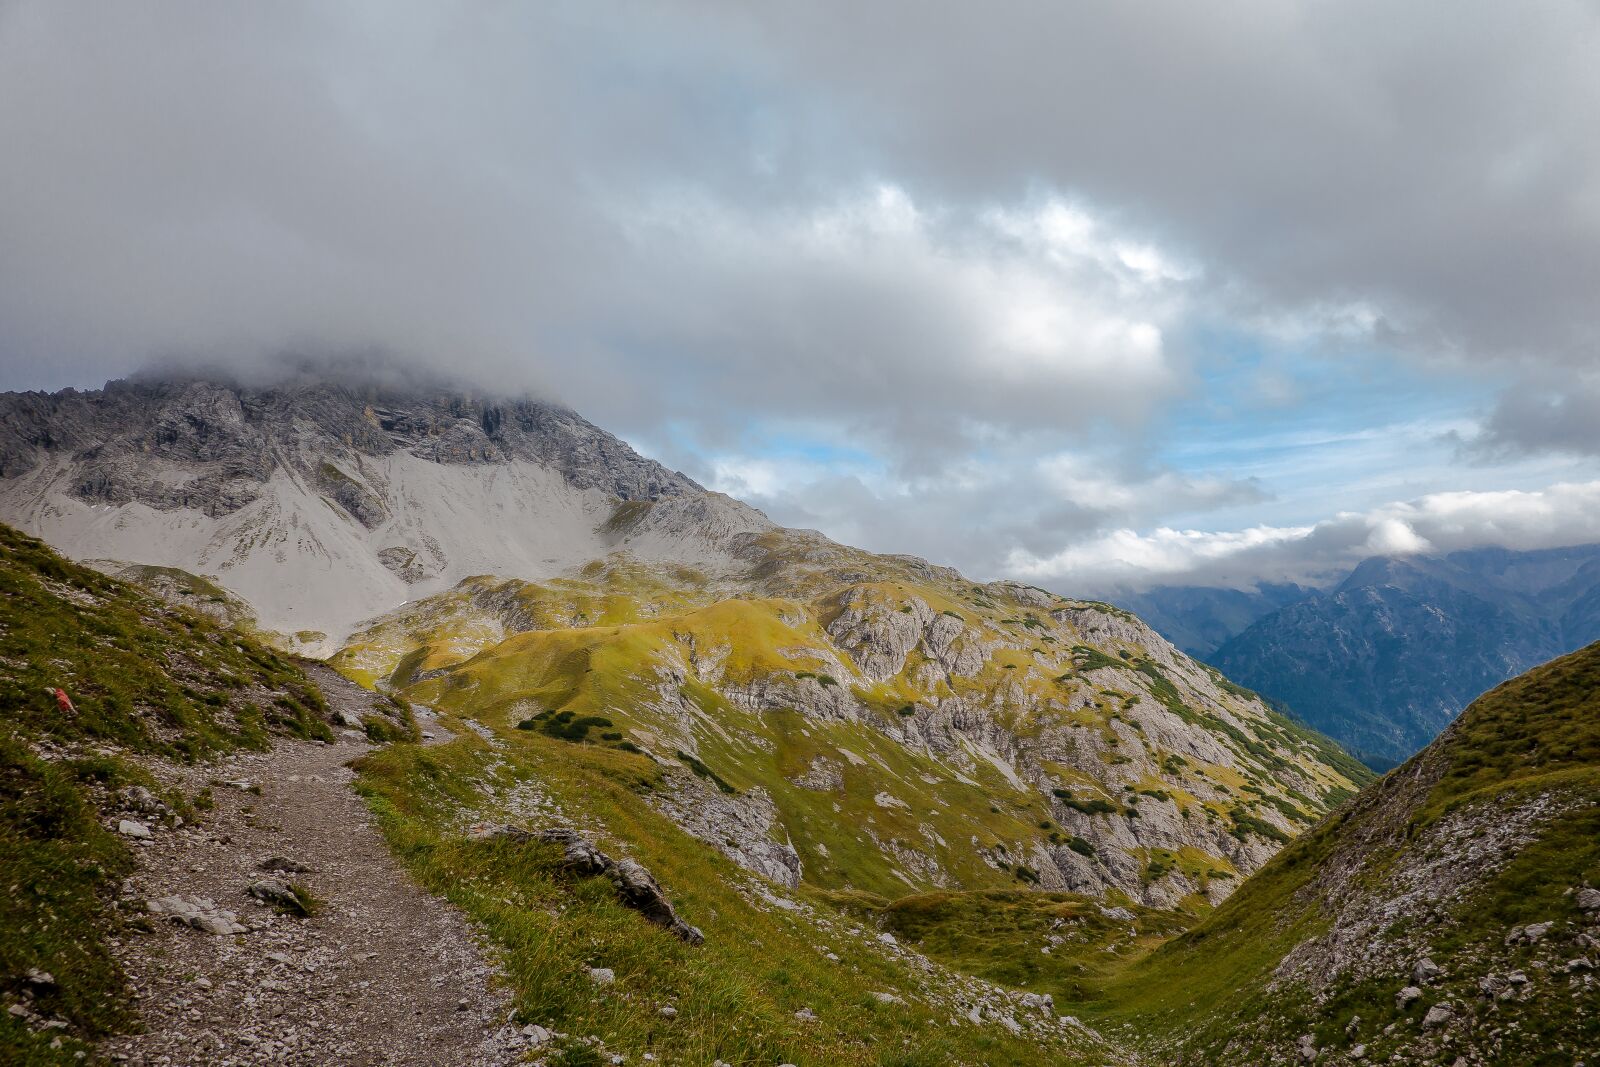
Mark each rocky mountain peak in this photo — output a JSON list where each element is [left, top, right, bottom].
[[0, 371, 760, 646], [0, 374, 700, 516]]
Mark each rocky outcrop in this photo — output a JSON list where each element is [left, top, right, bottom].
[[644, 774, 803, 890], [146, 894, 248, 935], [792, 756, 845, 792], [825, 588, 933, 681], [825, 589, 986, 685], [611, 859, 704, 946], [470, 824, 704, 944], [1272, 790, 1573, 990]]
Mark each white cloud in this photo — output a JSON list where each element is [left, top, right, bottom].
[[708, 457, 792, 499], [988, 201, 1198, 287], [695, 436, 1267, 581], [1007, 524, 1316, 589], [1241, 300, 1386, 347], [619, 184, 1190, 437], [1363, 517, 1433, 556], [1035, 454, 1262, 516], [1006, 481, 1600, 594], [708, 452, 881, 500]]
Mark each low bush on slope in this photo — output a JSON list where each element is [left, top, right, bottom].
[[1100, 641, 1600, 1065], [0, 524, 328, 1064]]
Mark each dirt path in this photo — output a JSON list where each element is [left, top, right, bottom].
[[99, 665, 521, 1066]]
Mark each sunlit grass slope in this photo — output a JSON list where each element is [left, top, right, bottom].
[[340, 541, 1368, 908]]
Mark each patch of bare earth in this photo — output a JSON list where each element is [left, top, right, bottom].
[[99, 665, 520, 1066]]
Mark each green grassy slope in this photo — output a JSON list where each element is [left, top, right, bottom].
[[1098, 641, 1600, 1064], [825, 888, 1194, 1004], [353, 708, 1125, 1066], [0, 523, 329, 1064], [323, 541, 1382, 1063]]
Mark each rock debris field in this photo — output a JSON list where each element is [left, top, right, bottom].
[[98, 665, 522, 1066]]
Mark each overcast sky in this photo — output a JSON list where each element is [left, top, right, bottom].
[[2, 2, 1598, 594]]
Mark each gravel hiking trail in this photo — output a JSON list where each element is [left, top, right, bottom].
[[99, 664, 521, 1066]]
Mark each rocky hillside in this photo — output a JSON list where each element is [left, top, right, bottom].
[[3, 523, 1119, 1067], [334, 533, 1369, 907], [0, 518, 1126, 1067], [1103, 640, 1600, 1064], [0, 373, 767, 650]]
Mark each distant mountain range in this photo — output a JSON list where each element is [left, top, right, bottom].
[[1123, 543, 1600, 768], [1119, 581, 1313, 661]]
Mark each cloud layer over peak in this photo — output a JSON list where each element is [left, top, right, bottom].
[[1, 2, 1596, 592]]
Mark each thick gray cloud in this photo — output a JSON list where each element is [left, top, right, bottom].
[[5, 3, 1595, 412], [727, 1, 1600, 366], [0, 3, 1198, 461], [1, 2, 1596, 588], [1467, 373, 1600, 457]]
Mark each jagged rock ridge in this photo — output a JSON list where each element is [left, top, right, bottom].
[[0, 374, 770, 648], [0, 373, 699, 505]]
